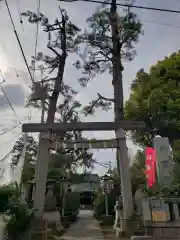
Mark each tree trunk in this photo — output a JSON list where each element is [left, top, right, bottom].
[[110, 0, 133, 220], [33, 51, 66, 219], [46, 56, 66, 123]]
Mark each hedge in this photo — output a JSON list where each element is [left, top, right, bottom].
[[93, 193, 117, 217], [64, 192, 80, 216], [0, 184, 17, 213]]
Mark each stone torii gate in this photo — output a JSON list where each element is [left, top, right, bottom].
[[22, 120, 145, 220]]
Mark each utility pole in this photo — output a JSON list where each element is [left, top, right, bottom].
[[110, 0, 134, 220], [29, 80, 49, 218], [33, 81, 48, 217], [32, 13, 67, 219]]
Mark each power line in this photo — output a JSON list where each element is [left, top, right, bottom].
[[116, 1, 180, 14], [0, 169, 5, 179], [4, 0, 34, 84], [0, 148, 14, 163], [0, 123, 21, 136], [0, 69, 5, 84], [33, 0, 41, 81], [58, 0, 180, 14], [0, 84, 21, 122], [2, 133, 22, 145], [93, 159, 109, 168], [0, 69, 21, 123]]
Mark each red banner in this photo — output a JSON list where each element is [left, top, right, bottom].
[[145, 147, 156, 188]]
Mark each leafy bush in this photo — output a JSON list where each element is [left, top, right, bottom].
[[4, 184, 35, 240], [0, 184, 17, 213], [93, 193, 116, 217], [64, 192, 80, 216], [141, 183, 180, 198], [96, 215, 114, 226]]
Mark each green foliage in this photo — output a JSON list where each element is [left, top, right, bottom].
[[48, 153, 72, 177], [4, 183, 35, 239], [125, 51, 180, 192], [0, 184, 17, 197], [18, 9, 96, 175], [0, 184, 17, 213], [74, 6, 143, 114], [21, 9, 82, 117], [141, 183, 180, 198], [11, 135, 37, 169], [64, 192, 80, 216], [93, 193, 116, 216], [125, 51, 180, 147], [96, 214, 114, 226], [130, 150, 146, 194], [5, 200, 35, 239]]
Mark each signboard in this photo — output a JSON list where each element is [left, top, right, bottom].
[[145, 147, 156, 188], [151, 198, 168, 222], [152, 211, 167, 222], [153, 137, 172, 186]]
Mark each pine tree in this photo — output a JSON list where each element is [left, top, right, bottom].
[[74, 6, 143, 114], [20, 9, 95, 170]]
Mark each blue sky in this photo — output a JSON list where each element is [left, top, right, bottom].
[[0, 0, 180, 183]]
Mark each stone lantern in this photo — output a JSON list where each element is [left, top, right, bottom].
[[60, 176, 70, 216], [101, 174, 112, 216]]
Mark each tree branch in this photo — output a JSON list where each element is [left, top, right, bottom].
[[97, 93, 115, 102], [44, 27, 61, 32], [85, 96, 100, 116], [47, 45, 61, 58], [84, 93, 114, 116]]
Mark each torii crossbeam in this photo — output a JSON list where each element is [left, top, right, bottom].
[[22, 120, 145, 132]]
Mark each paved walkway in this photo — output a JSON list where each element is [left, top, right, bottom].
[[61, 210, 104, 240]]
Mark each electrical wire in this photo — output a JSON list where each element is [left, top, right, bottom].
[[0, 69, 21, 123], [0, 73, 22, 138], [0, 84, 21, 123], [0, 123, 21, 136], [14, 68, 19, 78], [117, 0, 180, 14], [4, 0, 34, 84], [0, 68, 5, 83], [0, 169, 5, 179], [0, 149, 14, 163], [58, 0, 180, 14], [33, 0, 41, 81], [2, 133, 22, 145], [93, 159, 109, 168]]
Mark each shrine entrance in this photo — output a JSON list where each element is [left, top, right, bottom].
[[50, 137, 119, 209], [22, 120, 145, 222], [80, 191, 95, 206]]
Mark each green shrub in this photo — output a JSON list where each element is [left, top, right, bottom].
[[64, 192, 80, 216], [0, 184, 17, 213], [4, 184, 35, 240], [98, 215, 114, 226], [93, 193, 116, 217]]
